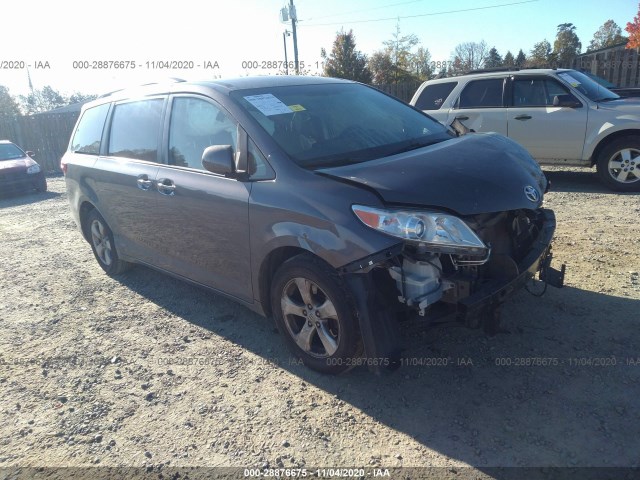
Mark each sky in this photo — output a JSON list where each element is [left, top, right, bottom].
[[0, 0, 637, 97]]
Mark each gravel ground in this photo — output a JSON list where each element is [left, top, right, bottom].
[[0, 170, 639, 479]]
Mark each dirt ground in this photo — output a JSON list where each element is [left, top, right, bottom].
[[0, 169, 639, 479]]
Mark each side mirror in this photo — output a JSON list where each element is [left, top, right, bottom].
[[202, 145, 234, 175], [553, 94, 582, 108], [26, 151, 35, 158]]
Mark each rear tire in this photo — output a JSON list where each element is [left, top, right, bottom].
[[85, 210, 131, 275], [596, 136, 640, 192], [37, 178, 47, 192], [270, 254, 362, 374]]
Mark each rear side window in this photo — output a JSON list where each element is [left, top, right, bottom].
[[108, 99, 164, 162], [70, 103, 110, 154], [414, 82, 457, 110], [458, 78, 504, 108]]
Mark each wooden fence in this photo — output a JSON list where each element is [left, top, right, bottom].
[[0, 112, 79, 173], [569, 46, 640, 87], [371, 81, 421, 103]]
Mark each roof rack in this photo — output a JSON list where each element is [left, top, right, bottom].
[[97, 78, 187, 98], [466, 67, 521, 74], [466, 66, 559, 75]]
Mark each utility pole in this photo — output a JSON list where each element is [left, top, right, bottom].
[[283, 30, 290, 75], [290, 0, 299, 74], [27, 67, 34, 94]]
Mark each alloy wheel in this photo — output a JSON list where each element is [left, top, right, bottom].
[[90, 219, 113, 266], [608, 147, 640, 184], [280, 277, 341, 358]]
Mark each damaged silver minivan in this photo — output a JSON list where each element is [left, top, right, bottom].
[[62, 76, 564, 373]]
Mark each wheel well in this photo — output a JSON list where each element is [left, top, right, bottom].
[[79, 201, 96, 242], [258, 246, 318, 318], [590, 130, 640, 166]]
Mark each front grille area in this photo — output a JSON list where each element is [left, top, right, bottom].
[[0, 170, 28, 182]]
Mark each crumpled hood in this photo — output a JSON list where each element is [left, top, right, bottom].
[[317, 133, 548, 216]]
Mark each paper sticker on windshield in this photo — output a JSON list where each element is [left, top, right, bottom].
[[559, 73, 581, 88], [289, 104, 306, 112], [243, 94, 293, 116]]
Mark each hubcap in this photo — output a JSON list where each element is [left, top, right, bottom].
[[608, 148, 640, 184], [90, 219, 113, 266], [280, 277, 340, 358]]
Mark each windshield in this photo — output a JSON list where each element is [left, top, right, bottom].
[[0, 143, 26, 161], [231, 83, 451, 168], [558, 70, 620, 102]]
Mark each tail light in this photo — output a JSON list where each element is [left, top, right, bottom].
[[60, 158, 68, 175]]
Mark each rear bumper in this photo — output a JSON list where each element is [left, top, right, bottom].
[[457, 208, 561, 319]]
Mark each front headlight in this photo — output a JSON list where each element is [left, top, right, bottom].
[[352, 205, 487, 255], [27, 164, 41, 174]]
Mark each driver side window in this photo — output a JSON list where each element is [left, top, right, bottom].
[[169, 97, 237, 170], [512, 78, 571, 107]]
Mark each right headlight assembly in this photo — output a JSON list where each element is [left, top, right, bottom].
[[352, 205, 487, 255]]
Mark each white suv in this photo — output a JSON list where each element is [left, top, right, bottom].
[[410, 69, 640, 192]]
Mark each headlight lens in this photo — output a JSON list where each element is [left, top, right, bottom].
[[352, 205, 487, 255], [27, 164, 41, 174]]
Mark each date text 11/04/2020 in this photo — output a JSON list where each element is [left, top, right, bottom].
[[71, 60, 220, 70]]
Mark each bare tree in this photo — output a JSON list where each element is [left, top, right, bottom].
[[450, 41, 489, 74]]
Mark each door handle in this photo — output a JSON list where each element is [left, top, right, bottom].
[[514, 114, 532, 120], [455, 115, 469, 121], [157, 178, 176, 196], [136, 174, 153, 191]]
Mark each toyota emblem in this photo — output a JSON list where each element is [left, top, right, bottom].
[[524, 185, 540, 203]]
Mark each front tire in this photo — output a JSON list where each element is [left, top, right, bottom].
[[270, 254, 362, 374], [596, 137, 640, 192], [85, 210, 131, 275], [37, 177, 47, 192]]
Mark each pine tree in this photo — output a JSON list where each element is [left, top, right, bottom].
[[485, 47, 503, 68], [322, 29, 372, 83], [503, 51, 515, 67]]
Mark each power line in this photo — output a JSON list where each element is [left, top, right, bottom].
[[300, 0, 538, 27], [302, 0, 427, 22]]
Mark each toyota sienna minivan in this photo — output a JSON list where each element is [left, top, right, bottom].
[[62, 76, 564, 373]]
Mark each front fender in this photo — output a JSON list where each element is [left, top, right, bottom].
[[248, 174, 400, 310], [583, 114, 640, 161]]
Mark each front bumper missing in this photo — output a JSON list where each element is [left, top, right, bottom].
[[341, 208, 564, 372], [456, 208, 563, 320]]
